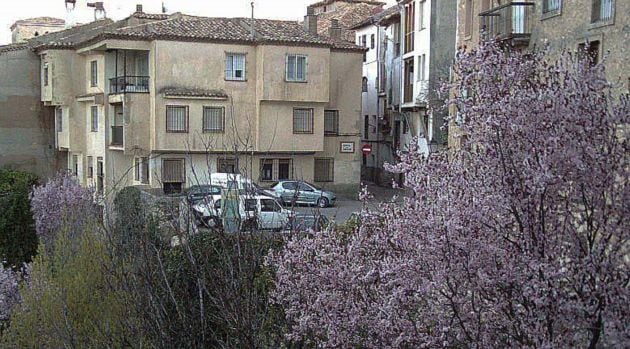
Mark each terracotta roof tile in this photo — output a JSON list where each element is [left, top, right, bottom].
[[161, 87, 228, 99], [314, 2, 384, 42]]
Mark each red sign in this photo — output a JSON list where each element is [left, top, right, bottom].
[[362, 144, 372, 155]]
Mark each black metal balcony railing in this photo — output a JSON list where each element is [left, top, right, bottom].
[[111, 126, 123, 146], [109, 76, 149, 94], [480, 2, 535, 45]]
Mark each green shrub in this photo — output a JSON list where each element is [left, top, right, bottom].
[[0, 169, 38, 266]]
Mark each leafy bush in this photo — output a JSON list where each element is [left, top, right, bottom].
[[0, 169, 38, 266]]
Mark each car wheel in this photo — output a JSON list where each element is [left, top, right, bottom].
[[317, 197, 329, 208]]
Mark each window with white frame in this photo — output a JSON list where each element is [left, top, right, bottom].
[[293, 108, 314, 134], [418, 54, 426, 81], [286, 54, 308, 82], [419, 0, 425, 29], [87, 156, 93, 178], [166, 106, 188, 133], [90, 60, 98, 87], [225, 53, 246, 81], [203, 107, 225, 133], [90, 106, 98, 132]]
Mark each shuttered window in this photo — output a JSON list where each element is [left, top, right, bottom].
[[225, 53, 246, 80], [162, 159, 185, 183], [90, 106, 98, 132], [286, 54, 308, 82], [314, 158, 334, 182], [324, 110, 339, 136], [203, 107, 225, 133], [166, 106, 188, 133], [293, 108, 314, 134]]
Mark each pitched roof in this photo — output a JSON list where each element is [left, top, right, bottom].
[[313, 1, 384, 42], [10, 17, 65, 30], [161, 87, 228, 99], [15, 12, 363, 53], [308, 0, 386, 8], [350, 5, 401, 29], [0, 43, 29, 54]]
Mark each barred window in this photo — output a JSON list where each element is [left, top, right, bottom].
[[259, 159, 292, 181], [314, 158, 334, 182], [90, 106, 98, 132], [591, 0, 614, 23], [162, 159, 185, 183], [324, 110, 339, 136], [90, 60, 98, 87], [286, 54, 308, 82], [87, 156, 93, 178], [293, 108, 314, 134], [226, 53, 246, 81], [203, 107, 225, 133], [166, 106, 188, 133]]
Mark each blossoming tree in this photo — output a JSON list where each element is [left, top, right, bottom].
[[270, 43, 629, 348]]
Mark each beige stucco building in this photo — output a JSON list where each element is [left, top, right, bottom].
[[449, 0, 629, 149], [25, 9, 364, 196], [10, 17, 66, 44]]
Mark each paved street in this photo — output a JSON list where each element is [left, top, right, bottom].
[[292, 182, 409, 223]]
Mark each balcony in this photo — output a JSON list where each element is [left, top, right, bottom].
[[111, 126, 123, 147], [480, 2, 535, 47], [109, 76, 149, 94]]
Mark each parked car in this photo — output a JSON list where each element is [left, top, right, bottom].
[[286, 213, 329, 232], [185, 185, 222, 204], [193, 194, 292, 231], [266, 181, 336, 208]]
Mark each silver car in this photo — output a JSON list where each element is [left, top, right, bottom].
[[266, 181, 336, 208]]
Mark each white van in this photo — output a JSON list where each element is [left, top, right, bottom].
[[209, 173, 255, 191], [193, 194, 291, 231]]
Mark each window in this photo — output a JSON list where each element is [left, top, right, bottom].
[[403, 117, 409, 134], [370, 34, 375, 49], [419, 0, 425, 29], [90, 60, 98, 87], [404, 2, 415, 53], [260, 159, 292, 181], [141, 157, 149, 184], [261, 199, 281, 212], [362, 77, 368, 92], [278, 159, 291, 180], [72, 155, 78, 176], [225, 53, 246, 81], [43, 63, 49, 86], [591, 0, 614, 23], [286, 54, 308, 82], [55, 107, 62, 132], [260, 159, 273, 181], [362, 35, 367, 47], [578, 40, 601, 66], [464, 0, 473, 37], [203, 107, 225, 133], [218, 158, 238, 173], [133, 158, 142, 182], [96, 157, 104, 194], [404, 58, 414, 103], [90, 106, 98, 132], [543, 0, 561, 14], [162, 159, 185, 194], [87, 156, 93, 178], [166, 106, 188, 133], [324, 110, 339, 136], [393, 23, 401, 57], [293, 108, 314, 134], [364, 115, 370, 139], [418, 54, 426, 81], [314, 158, 334, 182]]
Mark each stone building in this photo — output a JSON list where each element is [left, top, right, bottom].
[[0, 7, 365, 196], [450, 0, 629, 149], [10, 17, 65, 44]]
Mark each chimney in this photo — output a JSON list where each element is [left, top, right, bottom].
[[329, 19, 342, 41], [87, 2, 106, 20], [304, 7, 318, 35], [65, 0, 77, 28], [136, 4, 143, 13]]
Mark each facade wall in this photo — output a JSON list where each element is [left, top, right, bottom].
[[11, 23, 65, 44], [0, 48, 59, 177]]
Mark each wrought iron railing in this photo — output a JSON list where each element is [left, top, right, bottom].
[[480, 2, 535, 43], [111, 126, 123, 146], [109, 76, 149, 94]]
